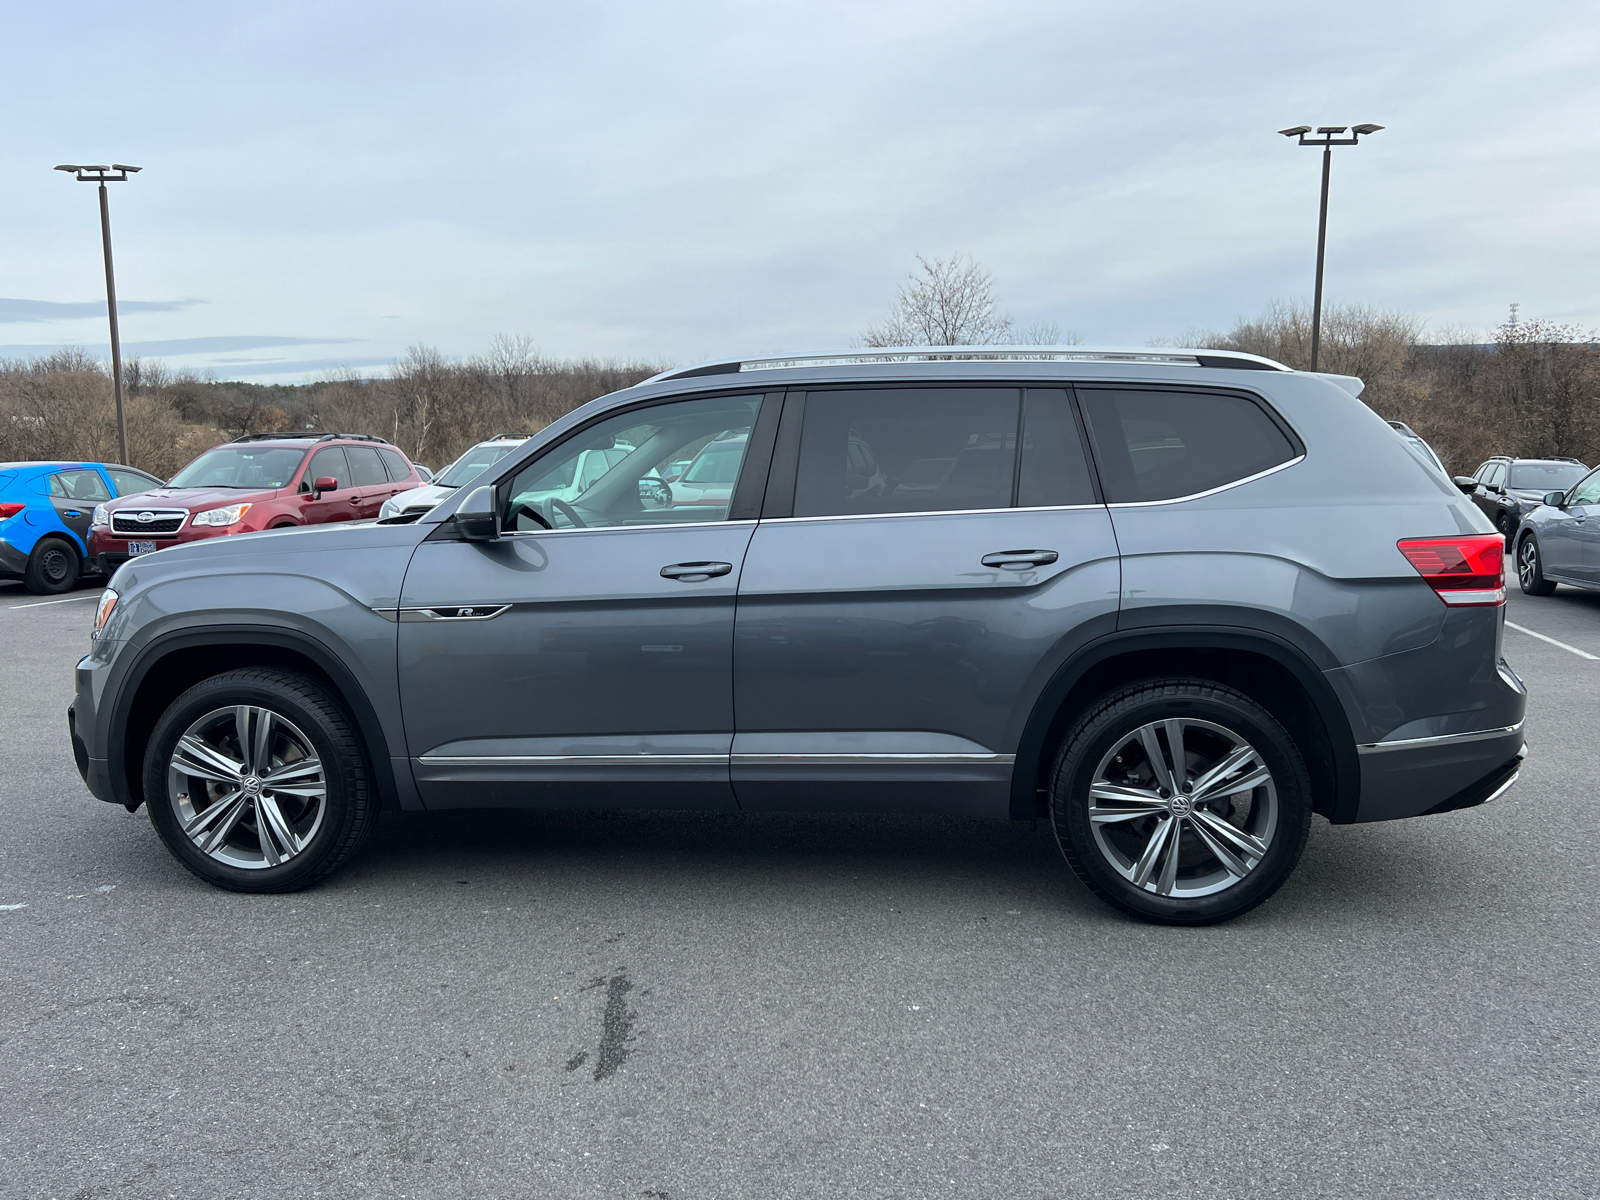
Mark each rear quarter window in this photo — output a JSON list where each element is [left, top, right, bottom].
[[1078, 387, 1300, 503]]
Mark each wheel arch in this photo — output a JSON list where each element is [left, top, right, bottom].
[[1009, 627, 1358, 824], [107, 627, 400, 814]]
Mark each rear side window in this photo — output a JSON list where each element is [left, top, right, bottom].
[[1078, 388, 1298, 504], [306, 447, 351, 490], [794, 388, 1018, 517], [49, 469, 111, 501], [1018, 389, 1097, 507], [346, 446, 389, 487], [378, 448, 412, 482]]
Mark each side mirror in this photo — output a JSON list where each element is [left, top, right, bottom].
[[1545, 490, 1568, 508], [307, 475, 340, 500], [455, 485, 500, 541], [1452, 476, 1477, 494]]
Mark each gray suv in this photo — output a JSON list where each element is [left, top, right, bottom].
[[69, 349, 1527, 924]]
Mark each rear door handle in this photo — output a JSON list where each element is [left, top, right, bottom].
[[660, 561, 733, 581], [982, 549, 1060, 570]]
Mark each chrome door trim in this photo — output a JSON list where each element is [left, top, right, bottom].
[[730, 752, 1015, 766], [1356, 721, 1524, 755], [499, 519, 758, 538], [759, 504, 1104, 525], [418, 753, 728, 767]]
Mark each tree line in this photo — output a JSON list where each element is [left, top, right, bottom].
[[3, 255, 1597, 480]]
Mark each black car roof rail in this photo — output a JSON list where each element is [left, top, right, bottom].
[[230, 432, 311, 443], [312, 433, 392, 444]]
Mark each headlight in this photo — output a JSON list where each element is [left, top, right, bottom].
[[92, 588, 119, 638], [379, 497, 399, 520], [92, 504, 110, 527], [192, 503, 252, 527]]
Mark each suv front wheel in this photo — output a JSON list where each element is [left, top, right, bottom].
[[1050, 679, 1313, 925], [144, 668, 377, 892]]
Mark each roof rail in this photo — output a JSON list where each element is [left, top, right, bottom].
[[230, 432, 309, 443], [486, 433, 538, 442], [312, 433, 391, 444], [646, 346, 1291, 383]]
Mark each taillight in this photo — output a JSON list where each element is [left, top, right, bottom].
[[0, 503, 25, 521], [1397, 535, 1505, 606]]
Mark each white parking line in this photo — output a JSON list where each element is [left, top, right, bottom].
[[1506, 621, 1600, 661], [7, 591, 103, 611]]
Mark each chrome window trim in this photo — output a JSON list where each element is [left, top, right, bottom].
[[499, 518, 757, 538], [762, 503, 1104, 526], [1103, 455, 1306, 508], [1356, 721, 1524, 755]]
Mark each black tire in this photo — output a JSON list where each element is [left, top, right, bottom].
[[143, 668, 376, 892], [24, 537, 80, 595], [1049, 678, 1313, 925], [1517, 534, 1557, 596]]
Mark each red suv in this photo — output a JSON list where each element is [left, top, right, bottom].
[[89, 434, 422, 573]]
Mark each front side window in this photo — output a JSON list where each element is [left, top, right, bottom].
[[49, 469, 111, 502], [794, 388, 1018, 518], [305, 447, 351, 491], [1078, 388, 1298, 504], [1484, 463, 1507, 489], [506, 394, 762, 531], [169, 446, 307, 490], [1568, 470, 1600, 506]]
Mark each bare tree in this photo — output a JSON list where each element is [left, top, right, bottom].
[[861, 255, 1017, 347]]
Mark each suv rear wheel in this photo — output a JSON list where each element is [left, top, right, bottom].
[[1050, 679, 1312, 925], [144, 668, 377, 892]]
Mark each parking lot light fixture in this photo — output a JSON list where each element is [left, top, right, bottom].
[[1277, 124, 1383, 372], [54, 163, 142, 466]]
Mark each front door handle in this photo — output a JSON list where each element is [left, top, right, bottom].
[[982, 549, 1060, 570], [660, 561, 733, 582]]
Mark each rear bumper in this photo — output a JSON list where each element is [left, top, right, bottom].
[[1353, 723, 1526, 822], [0, 537, 29, 579]]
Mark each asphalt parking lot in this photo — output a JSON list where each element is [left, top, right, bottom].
[[1, 580, 1595, 1199]]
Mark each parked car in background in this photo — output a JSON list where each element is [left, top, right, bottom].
[[1387, 421, 1446, 476], [1454, 456, 1589, 543], [0, 460, 162, 593], [414, 464, 435, 483], [88, 434, 421, 574], [667, 431, 748, 510], [73, 347, 1525, 925], [1513, 463, 1600, 596], [378, 435, 532, 523]]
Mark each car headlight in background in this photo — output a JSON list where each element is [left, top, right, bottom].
[[92, 588, 119, 639], [379, 497, 399, 520], [92, 504, 110, 526], [191, 503, 252, 527]]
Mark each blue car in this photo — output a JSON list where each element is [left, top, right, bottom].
[[0, 461, 163, 594]]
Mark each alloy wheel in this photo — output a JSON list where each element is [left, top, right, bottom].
[[1519, 539, 1538, 590], [166, 705, 328, 870], [1087, 718, 1278, 898]]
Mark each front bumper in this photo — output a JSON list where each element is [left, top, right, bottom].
[[71, 655, 124, 807]]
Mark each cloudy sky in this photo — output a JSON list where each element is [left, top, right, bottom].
[[3, 0, 1597, 380]]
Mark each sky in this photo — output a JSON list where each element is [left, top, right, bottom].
[[2, 0, 1597, 381]]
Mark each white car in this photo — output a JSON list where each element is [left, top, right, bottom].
[[378, 435, 532, 522]]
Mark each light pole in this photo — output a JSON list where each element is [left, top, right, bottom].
[[1277, 125, 1382, 372], [54, 163, 142, 466]]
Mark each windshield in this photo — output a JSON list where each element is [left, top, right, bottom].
[[1509, 462, 1588, 490], [167, 445, 306, 489], [437, 443, 521, 489]]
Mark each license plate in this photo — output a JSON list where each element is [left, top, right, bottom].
[[127, 541, 157, 556]]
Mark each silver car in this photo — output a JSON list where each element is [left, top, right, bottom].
[[71, 348, 1526, 924]]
